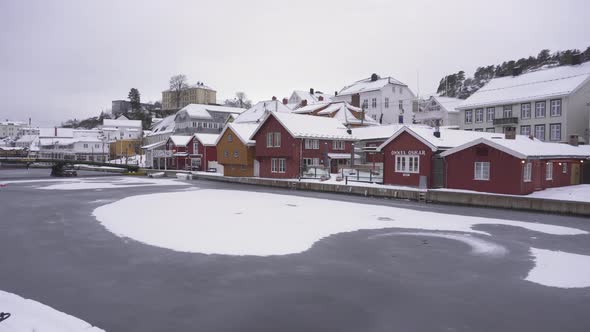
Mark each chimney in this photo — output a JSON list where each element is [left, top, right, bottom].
[[301, 100, 308, 107], [433, 119, 441, 138], [54, 127, 57, 137], [282, 98, 288, 105], [572, 53, 582, 65], [29, 117, 31, 126], [309, 88, 314, 95], [347, 128, 352, 134], [569, 135, 579, 146], [504, 127, 516, 140], [512, 66, 522, 76], [318, 96, 324, 101], [272, 96, 277, 101], [335, 91, 338, 96], [370, 73, 379, 82]]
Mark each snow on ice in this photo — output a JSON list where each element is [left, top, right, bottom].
[[93, 189, 586, 257], [526, 248, 590, 288], [0, 290, 104, 332], [2, 176, 189, 190]]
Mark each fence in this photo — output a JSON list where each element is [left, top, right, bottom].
[[300, 166, 330, 179], [341, 167, 383, 184]]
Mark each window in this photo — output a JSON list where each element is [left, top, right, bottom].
[[398, 115, 404, 124], [192, 121, 198, 127], [83, 144, 88, 148], [94, 144, 100, 148], [399, 86, 402, 94], [520, 125, 531, 136], [274, 132, 281, 147], [486, 128, 495, 133], [233, 150, 239, 158], [546, 162, 553, 180], [398, 100, 403, 111], [475, 108, 484, 123], [535, 101, 546, 118], [465, 110, 473, 124], [474, 128, 484, 132], [562, 162, 567, 174], [550, 123, 561, 141], [474, 162, 490, 180], [550, 99, 562, 117], [333, 140, 345, 150], [266, 132, 281, 147], [266, 132, 273, 147], [503, 105, 512, 118], [305, 139, 319, 149], [384, 98, 389, 108], [371, 114, 377, 120], [362, 99, 368, 109], [224, 150, 229, 157], [523, 162, 532, 182], [521, 103, 531, 119], [371, 98, 377, 108], [228, 133, 233, 142], [271, 158, 286, 173], [395, 155, 420, 173], [193, 142, 199, 154], [534, 124, 545, 140], [303, 158, 320, 166], [486, 107, 495, 122]]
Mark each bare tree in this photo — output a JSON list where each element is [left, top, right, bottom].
[[169, 74, 189, 109]]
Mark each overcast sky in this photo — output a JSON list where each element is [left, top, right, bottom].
[[1, 0, 588, 126]]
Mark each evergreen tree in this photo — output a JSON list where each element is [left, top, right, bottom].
[[128, 88, 141, 112]]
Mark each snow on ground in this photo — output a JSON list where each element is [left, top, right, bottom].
[[93, 189, 585, 257], [0, 290, 104, 332], [108, 154, 145, 167], [527, 185, 590, 203], [526, 248, 590, 288], [370, 231, 509, 258], [1, 176, 189, 190]]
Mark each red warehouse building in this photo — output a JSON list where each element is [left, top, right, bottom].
[[250, 112, 357, 178], [440, 137, 589, 195]]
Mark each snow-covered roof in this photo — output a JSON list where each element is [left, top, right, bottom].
[[459, 62, 590, 109], [39, 127, 74, 138], [193, 133, 219, 146], [0, 120, 26, 126], [234, 100, 292, 123], [290, 90, 333, 104], [163, 83, 215, 92], [168, 135, 193, 147], [103, 119, 142, 128], [39, 138, 78, 146], [324, 102, 379, 127], [291, 102, 331, 114], [252, 112, 356, 141], [351, 124, 408, 141], [16, 135, 38, 143], [141, 140, 166, 150], [432, 96, 463, 113], [179, 104, 246, 120], [148, 115, 176, 136], [441, 137, 590, 159], [217, 122, 260, 146], [377, 127, 542, 152], [338, 76, 406, 96]]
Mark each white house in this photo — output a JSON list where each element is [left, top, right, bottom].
[[234, 99, 292, 123], [415, 96, 462, 127], [457, 61, 590, 143], [0, 120, 27, 139], [286, 89, 333, 109], [37, 127, 109, 161], [333, 74, 416, 125], [173, 104, 245, 135], [101, 116, 143, 141]]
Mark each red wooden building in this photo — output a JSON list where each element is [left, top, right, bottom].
[[440, 137, 588, 195], [165, 134, 218, 171], [250, 112, 357, 178]]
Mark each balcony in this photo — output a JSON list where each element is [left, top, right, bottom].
[[493, 117, 518, 126]]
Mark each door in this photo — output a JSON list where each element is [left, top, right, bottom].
[[253, 160, 260, 177], [571, 163, 581, 185], [432, 156, 444, 188]]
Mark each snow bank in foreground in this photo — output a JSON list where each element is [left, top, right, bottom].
[[93, 189, 586, 256], [527, 184, 590, 203], [370, 232, 508, 258], [0, 290, 104, 331], [526, 248, 590, 288]]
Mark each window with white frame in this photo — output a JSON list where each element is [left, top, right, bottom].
[[266, 132, 273, 147], [395, 155, 419, 173], [362, 99, 368, 109], [503, 105, 512, 118], [233, 150, 239, 158], [192, 121, 197, 127], [94, 144, 100, 148], [486, 128, 495, 133], [534, 124, 545, 140], [535, 101, 546, 118], [271, 158, 286, 173], [332, 140, 345, 150], [521, 103, 531, 119], [486, 107, 495, 122], [266, 132, 281, 147], [474, 162, 490, 180], [384, 98, 389, 108], [562, 162, 567, 173], [305, 139, 319, 149], [465, 110, 473, 124], [546, 162, 553, 180], [224, 150, 228, 157], [475, 108, 484, 123], [550, 99, 562, 117], [399, 100, 403, 111], [303, 158, 319, 166], [274, 132, 281, 147], [549, 123, 561, 141], [474, 128, 484, 132], [83, 144, 88, 148], [523, 162, 532, 182], [520, 125, 531, 136], [371, 98, 377, 108], [228, 133, 233, 142]]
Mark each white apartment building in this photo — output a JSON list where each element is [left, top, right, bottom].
[[0, 120, 27, 139], [37, 127, 109, 161], [415, 96, 462, 127], [101, 116, 143, 141], [458, 62, 590, 143], [333, 74, 416, 125]]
